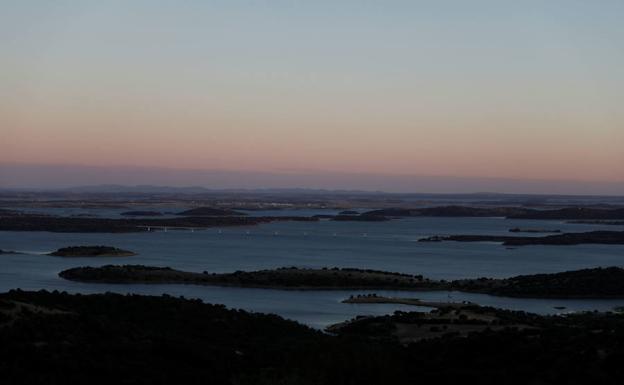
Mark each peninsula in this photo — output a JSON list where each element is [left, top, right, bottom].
[[59, 266, 435, 290], [58, 265, 624, 298], [342, 293, 471, 309]]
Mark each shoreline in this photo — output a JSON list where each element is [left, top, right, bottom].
[[418, 230, 624, 246], [0, 215, 319, 233], [342, 295, 472, 309]]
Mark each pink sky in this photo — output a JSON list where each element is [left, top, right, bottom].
[[2, 2, 623, 191]]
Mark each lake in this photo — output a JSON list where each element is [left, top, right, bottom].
[[2, 209, 624, 328]]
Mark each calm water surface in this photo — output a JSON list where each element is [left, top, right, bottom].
[[2, 210, 624, 328]]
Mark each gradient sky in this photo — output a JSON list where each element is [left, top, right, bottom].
[[2, 1, 623, 189]]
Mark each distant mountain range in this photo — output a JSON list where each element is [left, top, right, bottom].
[[14, 184, 382, 195], [1, 163, 624, 196]]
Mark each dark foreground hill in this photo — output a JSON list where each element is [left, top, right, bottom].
[[2, 291, 624, 385]]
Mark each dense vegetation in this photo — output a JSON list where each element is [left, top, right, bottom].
[[0, 215, 317, 233], [49, 246, 136, 257], [4, 205, 624, 233], [509, 207, 624, 220], [419, 230, 624, 246], [59, 265, 624, 299], [509, 227, 561, 233], [570, 220, 624, 225], [59, 266, 433, 289], [454, 267, 624, 298], [2, 291, 624, 385], [505, 231, 624, 246], [362, 206, 624, 219], [362, 205, 526, 217]]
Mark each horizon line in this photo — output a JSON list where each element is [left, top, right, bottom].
[[2, 162, 624, 196]]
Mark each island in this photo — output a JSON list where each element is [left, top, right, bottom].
[[361, 206, 526, 218], [342, 293, 472, 309], [49, 246, 136, 257], [419, 235, 522, 243], [59, 266, 435, 290], [331, 214, 390, 222], [418, 230, 624, 246], [58, 265, 624, 298], [509, 227, 561, 233]]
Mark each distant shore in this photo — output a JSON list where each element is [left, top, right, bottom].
[[3, 204, 624, 233], [419, 230, 624, 246], [362, 206, 624, 220], [0, 215, 318, 233]]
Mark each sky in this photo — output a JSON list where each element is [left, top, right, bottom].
[[2, 1, 623, 193]]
